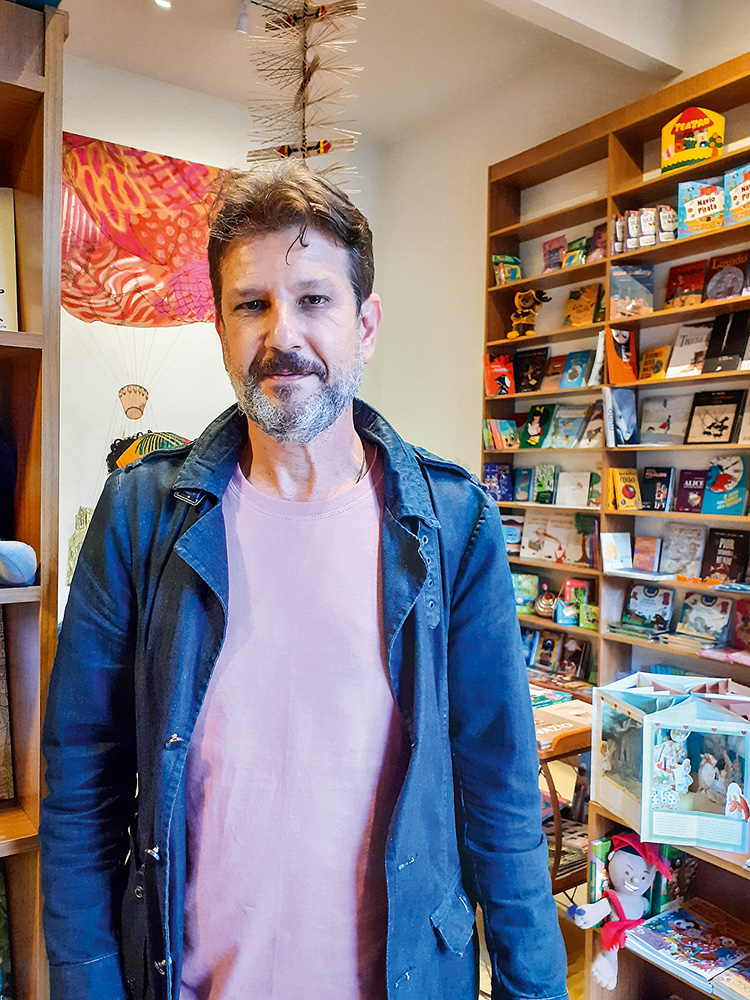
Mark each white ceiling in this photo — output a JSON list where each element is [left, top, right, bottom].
[[61, 0, 578, 145]]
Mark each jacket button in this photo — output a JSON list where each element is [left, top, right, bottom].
[[146, 846, 161, 861], [134, 886, 143, 899], [165, 733, 185, 748], [154, 959, 167, 975]]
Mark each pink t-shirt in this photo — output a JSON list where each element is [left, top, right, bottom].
[[180, 452, 407, 1000]]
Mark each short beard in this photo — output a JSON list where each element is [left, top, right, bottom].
[[225, 346, 364, 444]]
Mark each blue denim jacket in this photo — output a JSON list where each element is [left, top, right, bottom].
[[40, 401, 568, 1000]]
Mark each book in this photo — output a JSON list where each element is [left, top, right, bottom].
[[563, 236, 590, 269], [587, 471, 601, 508], [677, 592, 734, 644], [714, 956, 750, 1000], [701, 528, 750, 583], [555, 471, 591, 508], [491, 253, 522, 285], [542, 235, 567, 273], [482, 462, 513, 501], [532, 464, 558, 504], [724, 161, 750, 226], [533, 631, 563, 673], [587, 330, 605, 386], [559, 350, 594, 389], [483, 348, 515, 396], [702, 454, 749, 515], [601, 532, 632, 571], [703, 251, 750, 301], [621, 583, 675, 632], [633, 536, 662, 573], [513, 347, 549, 393], [540, 354, 567, 392], [603, 387, 638, 446], [519, 405, 555, 449], [519, 511, 550, 559], [638, 345, 671, 380], [675, 469, 708, 512], [519, 627, 541, 667], [492, 418, 521, 450], [0, 611, 13, 800], [702, 311, 750, 372], [501, 514, 524, 556], [0, 190, 17, 332], [513, 467, 533, 502], [546, 405, 589, 448], [512, 572, 540, 612], [685, 390, 746, 444], [588, 222, 608, 262], [639, 467, 674, 511], [558, 636, 589, 680], [579, 400, 603, 449], [660, 522, 706, 577], [563, 284, 603, 327], [568, 513, 598, 567], [665, 323, 712, 379], [610, 264, 654, 319], [540, 511, 575, 561], [665, 259, 707, 309], [677, 175, 725, 238], [611, 468, 642, 511], [639, 395, 693, 447], [606, 328, 639, 383]]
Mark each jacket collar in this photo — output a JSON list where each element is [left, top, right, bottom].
[[172, 400, 439, 527]]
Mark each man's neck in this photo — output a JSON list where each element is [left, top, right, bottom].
[[240, 411, 368, 501]]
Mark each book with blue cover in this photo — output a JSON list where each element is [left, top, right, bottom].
[[546, 405, 589, 448], [514, 467, 533, 502], [559, 350, 594, 390], [702, 455, 749, 515], [483, 462, 513, 502]]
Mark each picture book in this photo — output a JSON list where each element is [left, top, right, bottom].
[[579, 400, 603, 449], [540, 354, 567, 392], [704, 251, 750, 301], [611, 214, 625, 254], [562, 236, 590, 269], [542, 235, 567, 273], [519, 511, 550, 559], [638, 205, 658, 247], [611, 468, 642, 511], [633, 536, 662, 574], [702, 454, 749, 515], [661, 105, 725, 172], [519, 627, 540, 667], [519, 405, 555, 449], [677, 175, 725, 238], [513, 347, 549, 393], [700, 528, 750, 583], [639, 466, 674, 511], [624, 209, 640, 251], [512, 572, 540, 612], [492, 418, 521, 450], [725, 160, 750, 226], [649, 845, 697, 917], [559, 350, 594, 389], [532, 463, 558, 504], [677, 592, 734, 644], [660, 522, 706, 577], [603, 387, 638, 446], [713, 956, 750, 1000], [638, 345, 671, 381], [558, 636, 590, 680], [546, 405, 589, 448], [587, 330, 605, 386], [606, 328, 639, 384], [491, 253, 522, 285], [568, 513, 598, 567], [621, 583, 675, 632], [540, 511, 575, 561], [588, 221, 608, 262], [702, 310, 750, 373], [666, 323, 712, 379], [0, 612, 12, 801], [555, 471, 591, 508], [587, 471, 601, 508], [482, 462, 513, 502], [601, 532, 632, 571], [501, 514, 524, 556], [685, 390, 746, 444], [563, 284, 603, 327], [610, 264, 654, 319], [533, 631, 563, 672], [513, 467, 533, 502], [534, 700, 592, 749], [675, 469, 708, 513], [483, 348, 515, 396], [736, 601, 750, 652], [665, 259, 707, 309]]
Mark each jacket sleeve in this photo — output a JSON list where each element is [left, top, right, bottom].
[[447, 495, 569, 1000], [40, 471, 136, 1000]]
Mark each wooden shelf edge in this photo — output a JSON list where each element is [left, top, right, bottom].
[[611, 143, 750, 199], [0, 330, 43, 351], [518, 612, 600, 640], [613, 219, 750, 266], [611, 294, 750, 330], [0, 586, 41, 605], [487, 323, 603, 349], [488, 260, 606, 295], [601, 573, 750, 596], [607, 368, 750, 391], [509, 555, 601, 576], [0, 801, 38, 859], [485, 447, 604, 456], [604, 508, 750, 523], [0, 70, 45, 95], [486, 384, 601, 403], [498, 500, 601, 514], [488, 197, 607, 242], [610, 443, 750, 452]]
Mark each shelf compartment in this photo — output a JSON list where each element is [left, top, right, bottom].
[[603, 572, 750, 597], [486, 384, 601, 403], [485, 447, 604, 456], [497, 501, 600, 514], [613, 219, 750, 267], [508, 555, 600, 577], [489, 197, 607, 243], [488, 259, 606, 295], [606, 369, 750, 391], [518, 612, 599, 640], [611, 294, 750, 331], [610, 442, 750, 452], [0, 588, 40, 606], [487, 321, 603, 349], [604, 508, 750, 524], [611, 143, 750, 202], [601, 629, 750, 669]]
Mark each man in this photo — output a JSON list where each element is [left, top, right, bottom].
[[40, 162, 568, 1000]]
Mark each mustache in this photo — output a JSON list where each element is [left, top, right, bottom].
[[248, 350, 327, 381]]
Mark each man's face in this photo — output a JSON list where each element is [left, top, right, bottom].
[[216, 227, 380, 443]]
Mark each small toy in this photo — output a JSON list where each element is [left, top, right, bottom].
[[697, 753, 719, 794], [568, 831, 671, 990], [508, 288, 550, 339], [534, 582, 556, 619]]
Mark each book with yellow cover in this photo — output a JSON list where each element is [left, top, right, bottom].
[[612, 468, 643, 511], [638, 345, 671, 381]]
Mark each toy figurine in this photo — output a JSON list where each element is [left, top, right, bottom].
[[568, 831, 671, 991], [508, 288, 551, 339]]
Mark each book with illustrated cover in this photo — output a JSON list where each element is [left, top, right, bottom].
[[601, 532, 632, 571], [738, 402, 750, 443], [639, 466, 674, 511], [724, 161, 750, 226], [513, 467, 533, 502], [660, 522, 706, 577], [545, 405, 589, 448], [702, 454, 749, 515], [606, 328, 639, 384], [588, 222, 608, 261], [563, 284, 603, 327], [555, 471, 591, 508], [519, 405, 555, 448], [611, 468, 642, 511], [610, 264, 654, 319], [558, 636, 590, 680], [513, 347, 549, 394], [603, 387, 638, 446], [700, 528, 750, 583], [492, 418, 521, 450], [633, 536, 662, 573], [702, 311, 750, 373], [519, 627, 541, 668], [512, 572, 540, 612], [587, 471, 601, 508], [532, 464, 558, 504], [703, 251, 750, 301], [714, 956, 750, 1000], [568, 513, 598, 567], [482, 462, 513, 502], [519, 511, 550, 559], [676, 592, 734, 645], [559, 350, 594, 390], [675, 469, 708, 512], [665, 259, 707, 309], [540, 354, 567, 392], [0, 190, 17, 333], [0, 612, 13, 801], [621, 583, 675, 632], [638, 345, 671, 380], [483, 348, 515, 396], [501, 514, 524, 556], [542, 235, 567, 273], [534, 631, 563, 672], [685, 390, 746, 444], [540, 511, 575, 561], [579, 400, 603, 448], [587, 330, 605, 386], [677, 175, 725, 238], [639, 395, 692, 447], [666, 323, 712, 379]]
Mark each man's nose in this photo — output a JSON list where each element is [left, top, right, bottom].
[[264, 301, 303, 351]]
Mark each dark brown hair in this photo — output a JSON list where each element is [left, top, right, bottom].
[[208, 162, 374, 316]]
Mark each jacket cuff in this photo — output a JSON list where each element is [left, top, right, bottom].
[[48, 951, 129, 1000]]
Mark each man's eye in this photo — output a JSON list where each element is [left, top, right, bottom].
[[302, 294, 328, 306], [240, 300, 264, 311]]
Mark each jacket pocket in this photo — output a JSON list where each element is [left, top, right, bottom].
[[429, 876, 476, 957]]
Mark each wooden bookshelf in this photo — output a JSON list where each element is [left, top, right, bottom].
[[485, 50, 750, 1000], [0, 4, 65, 997]]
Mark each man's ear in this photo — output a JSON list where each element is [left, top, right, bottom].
[[215, 310, 224, 339], [360, 293, 382, 364]]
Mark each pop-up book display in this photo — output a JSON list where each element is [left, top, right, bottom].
[[642, 699, 750, 853]]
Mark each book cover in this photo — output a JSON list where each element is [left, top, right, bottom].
[[533, 631, 563, 673], [579, 400, 603, 448], [0, 612, 13, 801], [563, 284, 603, 327], [587, 330, 606, 386], [700, 528, 750, 583], [513, 467, 533, 502], [513, 347, 549, 393], [0, 190, 17, 333], [519, 627, 541, 667], [703, 251, 750, 301], [702, 311, 750, 373], [532, 463, 558, 504], [482, 462, 513, 502], [677, 592, 734, 644], [660, 522, 706, 576], [501, 514, 524, 556], [540, 354, 567, 392], [609, 388, 638, 446], [601, 532, 632, 571], [588, 222, 607, 262], [665, 259, 707, 309], [639, 394, 692, 447], [546, 405, 589, 448], [666, 323, 712, 378], [677, 175, 725, 238], [633, 536, 662, 573], [483, 348, 515, 396], [558, 636, 589, 680], [555, 471, 591, 508], [512, 572, 540, 612], [702, 454, 749, 515], [587, 471, 602, 508], [610, 264, 654, 319], [611, 468, 642, 511], [685, 390, 746, 444], [638, 345, 671, 380], [493, 418, 521, 450], [519, 511, 549, 559], [639, 467, 674, 511], [675, 469, 708, 512], [540, 511, 575, 561], [736, 601, 750, 652], [559, 350, 594, 390], [542, 235, 566, 273], [622, 583, 675, 631], [568, 513, 598, 567], [725, 161, 750, 226], [606, 329, 639, 383], [519, 405, 555, 449], [713, 956, 750, 1000]]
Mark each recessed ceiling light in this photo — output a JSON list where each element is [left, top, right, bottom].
[[154, 0, 172, 8]]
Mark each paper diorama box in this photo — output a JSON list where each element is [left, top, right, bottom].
[[641, 699, 750, 854], [592, 672, 706, 828], [677, 176, 725, 238], [661, 106, 725, 174], [724, 162, 750, 226]]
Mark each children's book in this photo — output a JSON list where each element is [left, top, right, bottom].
[[519, 627, 541, 667], [519, 405, 555, 449], [611, 468, 642, 511], [501, 514, 524, 556], [563, 284, 603, 327], [702, 454, 749, 515], [491, 253, 522, 285], [639, 467, 674, 511], [660, 523, 706, 577], [685, 390, 746, 444], [534, 699, 592, 749], [633, 536, 662, 573], [601, 532, 632, 571], [713, 956, 750, 1000], [513, 347, 549, 393], [542, 235, 567, 273], [533, 631, 563, 673], [559, 350, 594, 390], [666, 323, 712, 379], [676, 591, 734, 644], [638, 345, 671, 380], [587, 330, 605, 386], [482, 462, 513, 502], [665, 259, 707, 309], [700, 528, 750, 583], [724, 161, 750, 226], [621, 583, 675, 632], [555, 471, 591, 508], [492, 418, 521, 450], [610, 264, 654, 319], [703, 251, 750, 301], [702, 310, 750, 373], [546, 405, 589, 448], [540, 354, 567, 392], [606, 329, 639, 383], [532, 464, 558, 504], [519, 511, 550, 559], [483, 348, 515, 396], [513, 467, 533, 502], [588, 222, 608, 262], [675, 469, 708, 513], [579, 400, 603, 449], [512, 572, 540, 612], [603, 387, 638, 446], [540, 511, 575, 561], [563, 236, 590, 269], [568, 513, 598, 567], [677, 175, 725, 238], [558, 636, 590, 680], [586, 471, 601, 508]]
